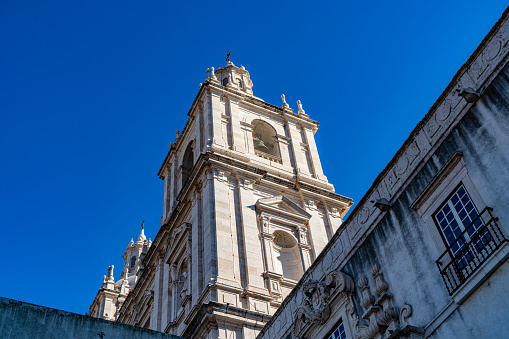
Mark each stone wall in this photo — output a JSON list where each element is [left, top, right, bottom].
[[0, 297, 182, 339]]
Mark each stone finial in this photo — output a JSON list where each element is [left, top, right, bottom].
[[176, 130, 180, 139], [210, 67, 217, 80], [297, 100, 305, 115], [130, 238, 134, 246], [138, 226, 146, 243], [281, 94, 289, 109], [107, 265, 114, 281], [206, 68, 210, 78], [240, 65, 245, 70]]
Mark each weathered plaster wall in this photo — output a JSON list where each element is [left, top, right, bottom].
[[0, 297, 182, 339]]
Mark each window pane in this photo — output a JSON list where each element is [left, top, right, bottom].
[[434, 184, 485, 256], [328, 321, 347, 339]]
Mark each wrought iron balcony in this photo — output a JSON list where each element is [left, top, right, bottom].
[[436, 207, 507, 295]]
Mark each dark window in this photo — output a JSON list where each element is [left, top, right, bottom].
[[130, 256, 136, 268], [326, 320, 347, 339], [222, 78, 228, 86], [182, 143, 194, 186]]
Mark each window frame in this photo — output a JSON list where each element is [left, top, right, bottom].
[[413, 154, 486, 258], [431, 182, 485, 257], [324, 318, 348, 339]]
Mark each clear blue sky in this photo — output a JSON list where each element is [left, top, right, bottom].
[[1, 1, 507, 314]]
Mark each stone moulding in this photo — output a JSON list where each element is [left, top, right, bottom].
[[292, 270, 354, 339]]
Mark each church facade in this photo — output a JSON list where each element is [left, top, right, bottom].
[[90, 60, 352, 338]]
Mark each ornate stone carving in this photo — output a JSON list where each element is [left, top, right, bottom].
[[371, 264, 389, 297], [293, 270, 354, 339], [349, 264, 423, 339], [293, 280, 330, 338], [324, 270, 354, 296]]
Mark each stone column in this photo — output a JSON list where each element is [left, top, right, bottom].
[[213, 168, 239, 285], [237, 176, 266, 294], [190, 186, 204, 299], [201, 169, 217, 287], [276, 135, 292, 168], [229, 97, 246, 153], [209, 91, 225, 147], [304, 198, 328, 256], [286, 120, 306, 175], [304, 128, 325, 180], [297, 226, 312, 270], [258, 215, 282, 297], [240, 121, 254, 154]]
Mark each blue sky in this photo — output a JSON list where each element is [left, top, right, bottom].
[[1, 1, 507, 314]]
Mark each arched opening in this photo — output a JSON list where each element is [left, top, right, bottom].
[[272, 230, 303, 281], [252, 120, 281, 161], [182, 143, 194, 186], [222, 77, 228, 87], [130, 256, 136, 269]]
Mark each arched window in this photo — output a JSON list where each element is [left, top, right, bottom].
[[182, 143, 194, 186], [130, 256, 136, 268], [272, 230, 303, 281], [222, 77, 228, 87], [252, 120, 281, 161]]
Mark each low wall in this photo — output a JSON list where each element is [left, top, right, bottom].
[[0, 297, 183, 339]]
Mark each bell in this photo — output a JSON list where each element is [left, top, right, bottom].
[[254, 139, 270, 153]]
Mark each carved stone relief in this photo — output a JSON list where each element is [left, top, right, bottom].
[[292, 270, 354, 339], [350, 264, 423, 339]]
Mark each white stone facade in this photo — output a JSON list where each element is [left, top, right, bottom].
[[99, 61, 354, 338]]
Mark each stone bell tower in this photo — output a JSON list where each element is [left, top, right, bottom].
[[115, 60, 353, 338]]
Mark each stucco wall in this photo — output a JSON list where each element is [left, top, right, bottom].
[[0, 297, 182, 339]]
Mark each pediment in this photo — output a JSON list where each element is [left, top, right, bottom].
[[255, 195, 311, 220]]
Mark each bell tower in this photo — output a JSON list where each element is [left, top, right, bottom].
[[115, 60, 353, 338]]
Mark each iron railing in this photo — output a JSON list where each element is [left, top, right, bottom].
[[436, 207, 507, 295]]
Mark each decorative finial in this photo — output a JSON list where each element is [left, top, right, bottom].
[[210, 67, 217, 80], [206, 68, 210, 78], [176, 130, 180, 139], [297, 100, 305, 115], [281, 94, 289, 109], [226, 52, 231, 63], [137, 221, 146, 243]]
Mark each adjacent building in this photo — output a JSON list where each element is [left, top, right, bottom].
[[258, 6, 509, 339]]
